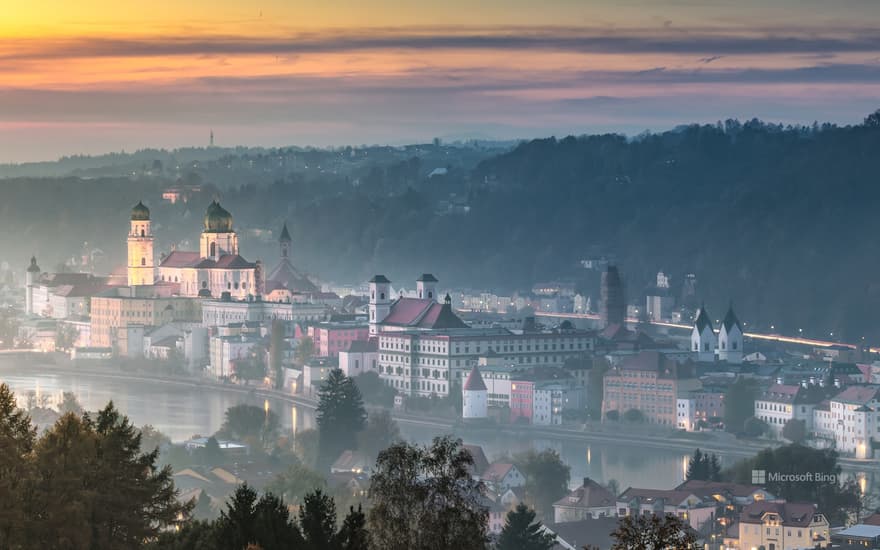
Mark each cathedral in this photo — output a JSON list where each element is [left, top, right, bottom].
[[128, 200, 261, 299]]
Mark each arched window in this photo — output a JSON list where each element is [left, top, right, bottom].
[[210, 242, 216, 257], [380, 292, 385, 300], [140, 229, 145, 237], [141, 257, 146, 266]]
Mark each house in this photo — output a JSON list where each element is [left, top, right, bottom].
[[481, 462, 525, 491], [543, 517, 621, 550], [831, 524, 880, 547], [674, 479, 773, 507], [617, 487, 716, 532], [737, 501, 830, 550], [553, 478, 617, 523]]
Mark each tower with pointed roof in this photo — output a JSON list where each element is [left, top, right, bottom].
[[369, 275, 392, 336], [25, 256, 40, 315], [691, 305, 716, 362], [718, 303, 743, 364], [462, 365, 488, 419], [127, 201, 155, 286], [279, 222, 292, 260]]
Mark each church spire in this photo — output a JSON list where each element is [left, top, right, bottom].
[[280, 222, 291, 260]]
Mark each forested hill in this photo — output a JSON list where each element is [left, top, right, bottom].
[[468, 118, 880, 340], [4, 116, 880, 340]]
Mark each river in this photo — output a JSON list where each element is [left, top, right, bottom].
[[0, 363, 872, 493]]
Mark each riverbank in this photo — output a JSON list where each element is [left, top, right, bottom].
[[3, 354, 877, 472]]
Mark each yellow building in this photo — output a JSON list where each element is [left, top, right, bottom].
[[90, 288, 201, 351], [737, 501, 829, 550]]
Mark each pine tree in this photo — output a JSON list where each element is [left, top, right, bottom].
[[316, 369, 367, 468], [300, 489, 338, 550], [0, 383, 36, 548], [338, 505, 369, 550], [497, 503, 556, 550], [685, 449, 705, 481]]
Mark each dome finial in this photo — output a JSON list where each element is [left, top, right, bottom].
[[131, 200, 150, 221]]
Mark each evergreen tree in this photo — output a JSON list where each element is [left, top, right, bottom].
[[220, 404, 280, 444], [368, 436, 488, 550], [338, 505, 369, 550], [300, 489, 338, 550], [497, 503, 555, 550], [214, 484, 303, 550], [0, 383, 36, 549], [316, 369, 367, 468], [685, 449, 722, 482]]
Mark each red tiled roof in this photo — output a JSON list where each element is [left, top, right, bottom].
[[618, 487, 697, 506], [760, 384, 801, 404], [159, 251, 201, 268], [463, 366, 487, 391], [381, 298, 468, 329], [833, 385, 880, 405]]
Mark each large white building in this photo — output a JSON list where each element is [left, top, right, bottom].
[[754, 384, 815, 438], [154, 201, 260, 300], [813, 385, 880, 458]]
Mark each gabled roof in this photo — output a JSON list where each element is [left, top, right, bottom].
[[194, 254, 256, 269], [346, 339, 377, 353], [832, 385, 880, 406], [675, 479, 769, 499], [381, 297, 469, 330], [759, 383, 801, 404], [694, 306, 714, 334], [463, 445, 490, 475], [159, 251, 201, 268], [481, 462, 517, 483], [617, 487, 699, 507], [554, 478, 616, 510], [721, 305, 743, 333], [463, 365, 487, 391], [265, 259, 319, 293], [739, 501, 819, 527]]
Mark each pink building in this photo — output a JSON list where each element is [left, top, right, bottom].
[[308, 323, 369, 358], [510, 380, 534, 424]]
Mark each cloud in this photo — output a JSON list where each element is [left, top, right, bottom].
[[5, 25, 880, 63]]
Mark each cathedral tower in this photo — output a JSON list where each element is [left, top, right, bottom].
[[369, 275, 392, 336], [199, 201, 238, 260], [127, 201, 155, 286]]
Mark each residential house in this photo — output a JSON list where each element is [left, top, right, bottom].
[[553, 478, 617, 523]]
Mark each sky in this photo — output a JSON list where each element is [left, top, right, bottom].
[[3, 1, 880, 162]]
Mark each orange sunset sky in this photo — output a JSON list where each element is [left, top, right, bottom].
[[3, 1, 880, 161]]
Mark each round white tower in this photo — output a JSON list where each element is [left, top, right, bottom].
[[462, 365, 488, 419], [25, 256, 40, 315], [369, 275, 392, 336], [127, 201, 155, 286]]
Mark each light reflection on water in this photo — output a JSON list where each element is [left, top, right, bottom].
[[2, 370, 874, 493]]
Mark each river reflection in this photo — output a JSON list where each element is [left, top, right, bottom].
[[1, 368, 875, 494]]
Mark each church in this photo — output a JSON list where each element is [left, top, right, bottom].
[[128, 200, 261, 299]]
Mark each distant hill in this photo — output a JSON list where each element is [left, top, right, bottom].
[[4, 115, 880, 341]]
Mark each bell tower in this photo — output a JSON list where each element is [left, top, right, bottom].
[[127, 201, 155, 286]]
